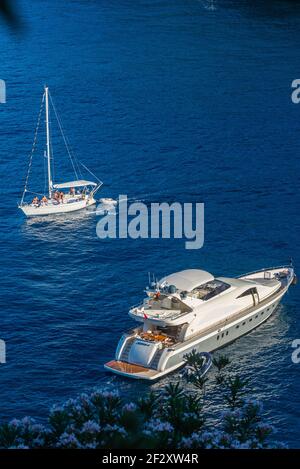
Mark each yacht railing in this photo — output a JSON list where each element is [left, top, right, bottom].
[[237, 264, 292, 279], [124, 326, 142, 336], [130, 306, 183, 321], [129, 299, 190, 320]]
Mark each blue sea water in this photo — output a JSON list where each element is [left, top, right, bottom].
[[0, 0, 300, 447]]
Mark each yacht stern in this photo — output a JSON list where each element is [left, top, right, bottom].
[[104, 360, 159, 380]]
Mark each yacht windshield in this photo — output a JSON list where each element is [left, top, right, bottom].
[[189, 280, 230, 301]]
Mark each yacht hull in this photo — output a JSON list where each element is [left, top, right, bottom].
[[104, 267, 295, 381], [105, 298, 279, 380], [19, 197, 96, 217]]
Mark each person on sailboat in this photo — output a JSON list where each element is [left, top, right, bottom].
[[53, 191, 59, 201], [32, 196, 39, 206], [41, 195, 48, 205], [59, 192, 65, 204], [69, 187, 75, 197]]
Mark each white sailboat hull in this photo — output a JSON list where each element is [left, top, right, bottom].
[[20, 197, 96, 217]]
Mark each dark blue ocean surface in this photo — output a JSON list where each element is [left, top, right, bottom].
[[0, 0, 299, 446]]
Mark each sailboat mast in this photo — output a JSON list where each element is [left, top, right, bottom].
[[45, 86, 52, 198]]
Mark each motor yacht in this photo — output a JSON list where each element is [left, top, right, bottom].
[[104, 264, 296, 380]]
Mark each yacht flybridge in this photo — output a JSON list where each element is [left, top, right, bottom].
[[19, 86, 102, 217], [105, 264, 296, 380]]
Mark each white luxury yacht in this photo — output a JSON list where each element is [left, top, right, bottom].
[[105, 264, 296, 380], [19, 86, 102, 217]]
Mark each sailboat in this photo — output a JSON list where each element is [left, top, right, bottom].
[[19, 86, 102, 217]]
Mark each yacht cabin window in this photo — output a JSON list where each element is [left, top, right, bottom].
[[236, 287, 258, 299]]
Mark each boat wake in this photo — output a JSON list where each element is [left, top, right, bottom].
[[199, 0, 217, 12]]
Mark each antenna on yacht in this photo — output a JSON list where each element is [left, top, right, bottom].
[[149, 273, 157, 289]]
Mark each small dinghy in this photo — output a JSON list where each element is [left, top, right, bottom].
[[99, 198, 118, 206], [19, 86, 102, 217], [182, 352, 213, 378], [97, 197, 118, 215]]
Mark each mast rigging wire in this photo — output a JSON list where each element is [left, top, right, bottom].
[[20, 92, 45, 205], [49, 91, 83, 181]]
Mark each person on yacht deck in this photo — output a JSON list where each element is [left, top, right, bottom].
[[69, 187, 75, 196], [32, 196, 39, 206], [41, 195, 48, 205], [59, 192, 64, 203]]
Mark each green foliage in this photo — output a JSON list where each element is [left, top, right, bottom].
[[213, 355, 230, 372], [187, 374, 209, 390], [213, 354, 230, 384], [138, 391, 159, 418], [183, 350, 209, 391], [184, 349, 206, 369], [0, 1, 19, 29], [0, 353, 281, 449], [225, 376, 249, 410]]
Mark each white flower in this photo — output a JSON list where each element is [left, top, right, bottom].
[[103, 424, 127, 437], [57, 432, 82, 448], [122, 403, 137, 413], [144, 419, 174, 434], [81, 420, 100, 434]]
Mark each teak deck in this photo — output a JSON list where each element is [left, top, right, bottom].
[[105, 360, 150, 374]]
